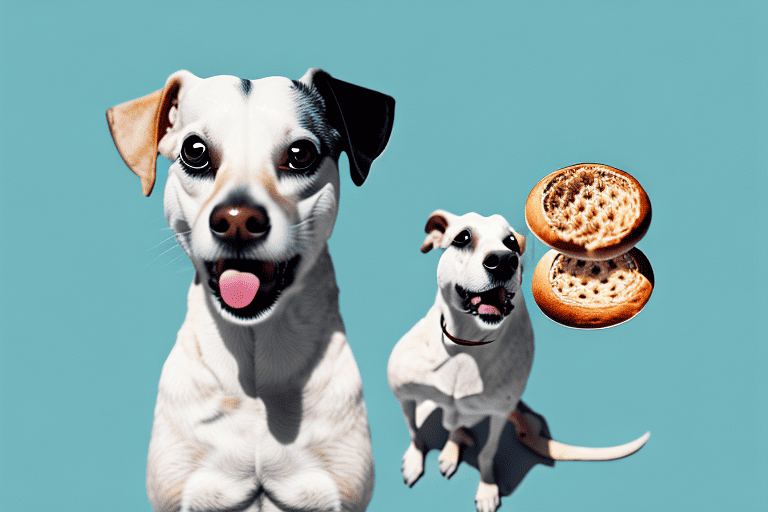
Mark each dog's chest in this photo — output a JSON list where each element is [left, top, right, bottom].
[[431, 352, 485, 399], [430, 343, 531, 401], [152, 363, 346, 502], [154, 324, 366, 488]]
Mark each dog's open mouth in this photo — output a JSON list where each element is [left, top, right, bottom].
[[204, 256, 301, 320], [456, 284, 514, 324]]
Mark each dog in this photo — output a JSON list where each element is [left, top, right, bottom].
[[107, 68, 394, 512], [387, 210, 650, 512]]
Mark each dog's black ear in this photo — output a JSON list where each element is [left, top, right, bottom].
[[306, 69, 395, 186]]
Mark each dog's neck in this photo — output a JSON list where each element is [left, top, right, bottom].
[[193, 245, 344, 397], [440, 315, 495, 346], [436, 290, 526, 351]]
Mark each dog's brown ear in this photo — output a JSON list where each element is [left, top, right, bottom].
[[302, 68, 395, 186], [421, 210, 452, 253], [512, 229, 527, 255], [106, 71, 193, 196]]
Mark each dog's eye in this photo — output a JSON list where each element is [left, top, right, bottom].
[[285, 140, 318, 172], [452, 230, 472, 248], [503, 234, 521, 253], [180, 135, 211, 171]]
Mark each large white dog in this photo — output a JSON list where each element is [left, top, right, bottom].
[[107, 69, 394, 512], [388, 210, 649, 512]]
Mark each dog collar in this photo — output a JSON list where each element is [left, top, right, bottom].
[[440, 315, 495, 346]]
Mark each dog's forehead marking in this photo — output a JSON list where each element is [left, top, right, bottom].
[[180, 75, 301, 125], [239, 78, 252, 97]]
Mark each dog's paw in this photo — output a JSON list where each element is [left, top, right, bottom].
[[475, 481, 501, 512], [401, 443, 425, 487], [438, 440, 460, 479]]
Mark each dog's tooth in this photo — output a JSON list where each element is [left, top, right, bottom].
[[471, 296, 482, 305]]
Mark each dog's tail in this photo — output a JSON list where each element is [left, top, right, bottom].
[[509, 410, 650, 461]]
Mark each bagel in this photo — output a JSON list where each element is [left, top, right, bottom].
[[525, 164, 651, 260], [532, 248, 654, 329]]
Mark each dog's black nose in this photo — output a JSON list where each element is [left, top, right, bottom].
[[483, 252, 518, 282], [209, 201, 270, 248]]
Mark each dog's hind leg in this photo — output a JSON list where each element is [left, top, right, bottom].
[[398, 399, 428, 487], [438, 428, 474, 479]]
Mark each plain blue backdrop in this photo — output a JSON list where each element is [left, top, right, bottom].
[[1, 1, 765, 511]]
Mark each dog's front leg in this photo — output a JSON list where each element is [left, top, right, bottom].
[[438, 428, 474, 479], [263, 468, 342, 512], [398, 399, 428, 487], [178, 468, 258, 512], [475, 414, 507, 512]]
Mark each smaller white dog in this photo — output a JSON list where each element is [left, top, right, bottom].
[[388, 210, 649, 512]]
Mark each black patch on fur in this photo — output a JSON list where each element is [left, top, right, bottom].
[[290, 80, 340, 158], [291, 79, 313, 97], [239, 78, 252, 97]]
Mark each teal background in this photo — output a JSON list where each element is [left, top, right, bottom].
[[1, 1, 765, 510]]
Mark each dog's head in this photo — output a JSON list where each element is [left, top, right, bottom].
[[107, 69, 394, 325], [421, 210, 526, 326]]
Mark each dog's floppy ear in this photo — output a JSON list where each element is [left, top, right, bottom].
[[301, 68, 395, 186], [106, 70, 196, 196], [421, 209, 454, 253]]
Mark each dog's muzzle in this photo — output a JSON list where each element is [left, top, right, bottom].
[[456, 284, 515, 324], [201, 196, 304, 319]]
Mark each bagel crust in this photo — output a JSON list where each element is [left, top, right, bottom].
[[532, 248, 654, 329], [525, 164, 651, 260]]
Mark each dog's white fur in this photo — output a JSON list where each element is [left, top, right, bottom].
[[107, 69, 393, 512], [388, 211, 649, 512]]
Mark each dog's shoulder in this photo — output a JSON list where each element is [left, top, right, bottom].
[[387, 307, 443, 387]]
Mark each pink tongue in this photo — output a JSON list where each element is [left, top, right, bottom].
[[473, 289, 506, 315], [219, 269, 260, 308], [478, 304, 501, 315]]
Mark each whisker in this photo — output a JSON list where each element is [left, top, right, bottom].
[[145, 244, 184, 268], [291, 218, 315, 230], [162, 254, 185, 268], [147, 231, 189, 252]]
